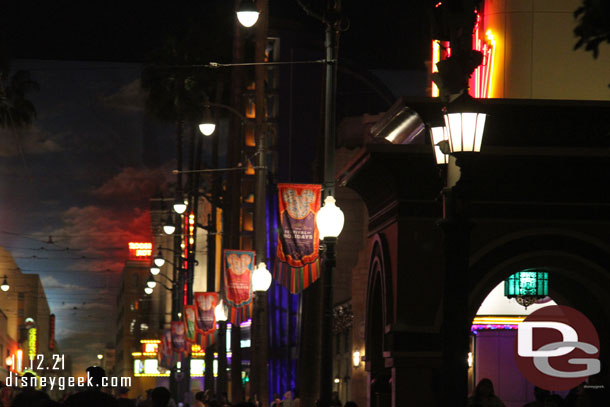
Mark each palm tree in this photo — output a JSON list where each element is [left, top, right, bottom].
[[0, 67, 39, 129], [574, 0, 610, 59], [140, 3, 232, 202]]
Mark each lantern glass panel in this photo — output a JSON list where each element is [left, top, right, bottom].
[[504, 270, 548, 297]]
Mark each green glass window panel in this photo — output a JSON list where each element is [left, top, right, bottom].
[[504, 270, 548, 297]]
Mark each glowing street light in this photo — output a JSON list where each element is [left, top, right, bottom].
[[199, 105, 216, 136], [146, 276, 157, 289], [173, 198, 187, 215], [163, 215, 176, 235], [316, 196, 345, 239], [236, 0, 259, 28], [153, 251, 165, 268], [252, 263, 272, 292], [1, 276, 9, 292]]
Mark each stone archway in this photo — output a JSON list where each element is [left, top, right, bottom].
[[365, 234, 394, 407], [467, 229, 610, 388]]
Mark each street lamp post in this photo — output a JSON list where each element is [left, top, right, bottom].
[[251, 263, 272, 404], [316, 196, 345, 407], [433, 94, 486, 407], [215, 299, 229, 397]]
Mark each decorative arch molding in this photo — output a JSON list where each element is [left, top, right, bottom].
[[364, 233, 394, 366], [469, 228, 610, 267], [467, 230, 610, 323]]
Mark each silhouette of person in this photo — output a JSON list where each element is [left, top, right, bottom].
[[523, 386, 550, 407], [64, 366, 118, 407], [10, 372, 53, 407], [330, 391, 342, 407], [117, 386, 137, 407], [468, 378, 505, 407], [151, 387, 171, 407]]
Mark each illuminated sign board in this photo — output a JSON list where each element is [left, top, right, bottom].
[[28, 328, 37, 360], [144, 359, 159, 374], [144, 343, 158, 353], [128, 242, 152, 259], [191, 359, 204, 375]]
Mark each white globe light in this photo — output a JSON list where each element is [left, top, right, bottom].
[[163, 224, 175, 235], [252, 262, 272, 292], [153, 252, 165, 268], [173, 200, 187, 214], [215, 299, 228, 322], [1, 276, 9, 292], [237, 11, 259, 28], [97, 354, 104, 360], [144, 287, 153, 295], [315, 196, 345, 239], [150, 267, 160, 276], [198, 123, 216, 136], [147, 277, 157, 289]]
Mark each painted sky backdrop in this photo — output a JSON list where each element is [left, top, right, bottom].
[[0, 59, 175, 373], [1, 0, 432, 376]]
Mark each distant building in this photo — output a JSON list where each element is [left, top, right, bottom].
[[114, 252, 153, 380], [0, 247, 59, 382]]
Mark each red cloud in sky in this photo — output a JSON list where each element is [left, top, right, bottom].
[[91, 166, 172, 202]]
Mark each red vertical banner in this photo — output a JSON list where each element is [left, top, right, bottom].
[[223, 250, 254, 309], [171, 321, 186, 353], [184, 305, 197, 343], [194, 292, 218, 335], [274, 183, 322, 293], [49, 314, 55, 350]]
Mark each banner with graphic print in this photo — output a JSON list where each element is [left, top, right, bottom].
[[274, 183, 322, 293], [194, 292, 218, 335], [184, 305, 197, 343], [223, 250, 254, 309], [158, 329, 173, 369], [171, 321, 186, 353]]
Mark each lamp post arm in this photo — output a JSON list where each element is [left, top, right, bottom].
[[158, 281, 174, 291], [156, 273, 176, 285], [295, 0, 324, 22], [205, 102, 251, 125]]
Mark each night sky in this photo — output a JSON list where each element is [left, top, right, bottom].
[[2, 0, 431, 374]]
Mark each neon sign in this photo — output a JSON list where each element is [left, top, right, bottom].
[[128, 242, 152, 258], [28, 328, 37, 360], [431, 9, 496, 98]]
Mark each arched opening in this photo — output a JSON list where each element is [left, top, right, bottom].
[[467, 232, 610, 407], [365, 235, 393, 407]]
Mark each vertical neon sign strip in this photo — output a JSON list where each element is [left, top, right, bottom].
[[484, 30, 496, 98], [432, 40, 441, 97], [183, 212, 189, 308]]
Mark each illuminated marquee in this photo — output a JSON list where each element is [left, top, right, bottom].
[[128, 242, 152, 259]]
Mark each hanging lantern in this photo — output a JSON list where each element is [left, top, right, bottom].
[[443, 93, 487, 153], [504, 270, 548, 308]]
